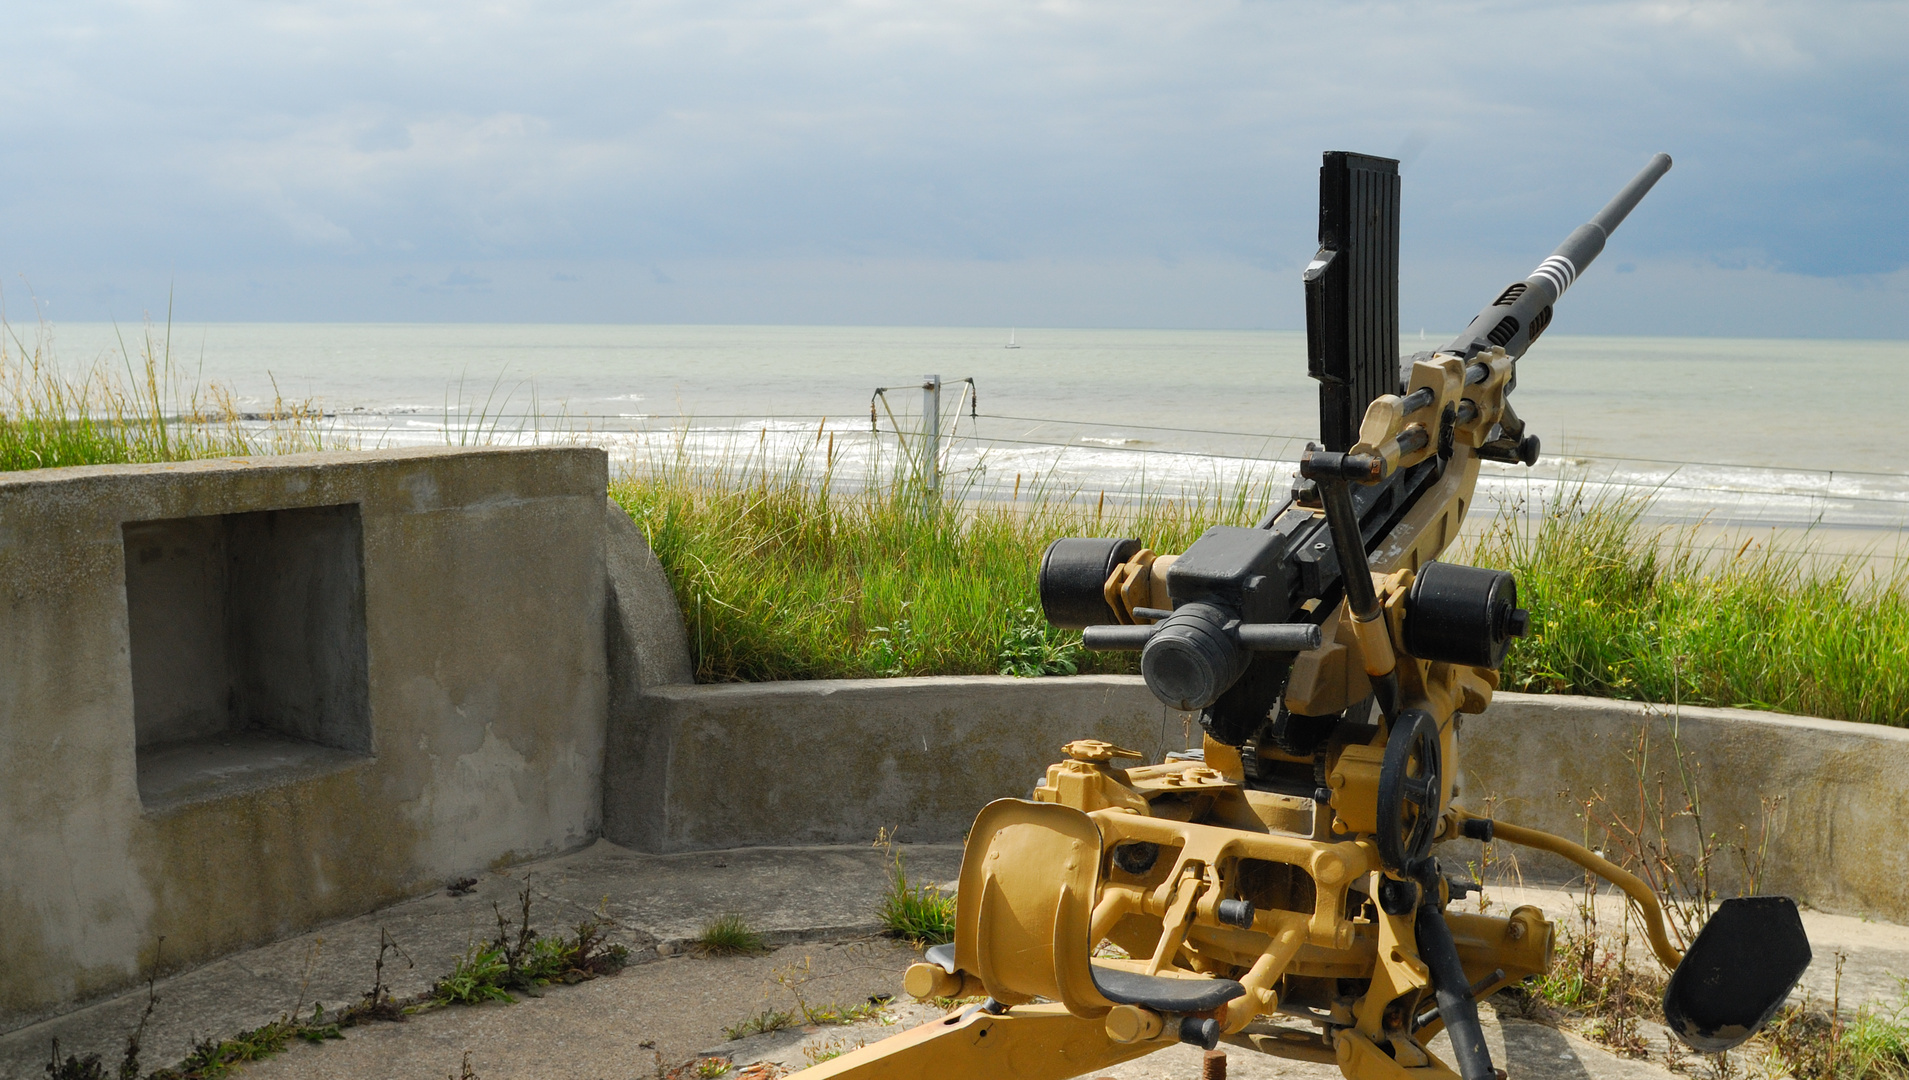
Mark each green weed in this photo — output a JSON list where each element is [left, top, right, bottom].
[[148, 1021, 302, 1080], [1497, 925, 1660, 1058], [43, 968, 156, 1080], [1760, 965, 1909, 1080], [795, 999, 889, 1026], [997, 604, 1084, 677], [721, 1008, 800, 1040], [802, 1036, 866, 1066], [770, 951, 897, 1032], [432, 946, 516, 1006], [429, 885, 630, 1005], [93, 898, 624, 1079]]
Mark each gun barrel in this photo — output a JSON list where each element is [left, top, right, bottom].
[[1542, 152, 1674, 298], [1592, 152, 1675, 236], [1444, 153, 1672, 360]]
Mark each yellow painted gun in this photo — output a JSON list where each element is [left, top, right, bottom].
[[804, 152, 1811, 1080]]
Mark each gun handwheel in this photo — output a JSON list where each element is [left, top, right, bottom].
[[1376, 709, 1443, 871]]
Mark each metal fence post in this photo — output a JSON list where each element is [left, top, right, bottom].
[[922, 374, 941, 514]]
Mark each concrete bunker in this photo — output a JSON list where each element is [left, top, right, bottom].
[[123, 503, 373, 809], [1, 447, 611, 1030]]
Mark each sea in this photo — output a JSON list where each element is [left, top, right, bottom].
[[31, 322, 1909, 536]]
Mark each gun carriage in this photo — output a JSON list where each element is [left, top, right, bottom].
[[806, 152, 1812, 1080]]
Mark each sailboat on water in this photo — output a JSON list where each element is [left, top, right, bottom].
[[1005, 329, 1021, 349]]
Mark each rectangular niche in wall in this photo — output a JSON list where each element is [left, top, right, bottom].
[[124, 503, 371, 809]]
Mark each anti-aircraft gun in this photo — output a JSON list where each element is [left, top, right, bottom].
[[803, 153, 1814, 1080]]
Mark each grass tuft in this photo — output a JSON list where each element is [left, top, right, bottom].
[[722, 1008, 800, 1040], [873, 829, 955, 946], [693, 913, 769, 958]]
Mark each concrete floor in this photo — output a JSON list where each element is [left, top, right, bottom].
[[4, 838, 1903, 1080], [0, 839, 959, 1077]]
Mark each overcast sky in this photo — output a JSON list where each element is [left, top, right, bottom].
[[4, 1, 1905, 335]]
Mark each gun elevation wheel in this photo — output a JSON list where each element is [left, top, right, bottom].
[[1377, 709, 1443, 871]]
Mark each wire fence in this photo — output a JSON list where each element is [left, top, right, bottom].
[[306, 405, 1909, 480]]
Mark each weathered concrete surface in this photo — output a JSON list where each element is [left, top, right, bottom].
[[1459, 693, 1909, 924], [6, 839, 1903, 1080], [0, 839, 959, 1077], [600, 499, 696, 850], [603, 497, 694, 693], [718, 1001, 1691, 1080], [608, 675, 1189, 852], [606, 669, 1909, 923], [0, 448, 610, 1031], [12, 454, 1902, 1043], [248, 941, 922, 1080]]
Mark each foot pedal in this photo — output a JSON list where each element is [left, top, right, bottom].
[[1664, 896, 1812, 1052]]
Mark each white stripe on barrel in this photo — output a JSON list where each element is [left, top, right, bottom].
[[1527, 255, 1578, 298]]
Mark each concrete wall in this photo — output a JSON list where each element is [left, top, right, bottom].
[[1455, 694, 1909, 923], [0, 447, 608, 1030], [595, 531, 1909, 921], [597, 513, 1185, 854], [606, 676, 1184, 853]]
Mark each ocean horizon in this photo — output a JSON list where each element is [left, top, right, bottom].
[[19, 321, 1909, 533]]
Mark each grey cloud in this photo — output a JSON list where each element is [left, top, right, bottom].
[[1, 0, 1904, 329]]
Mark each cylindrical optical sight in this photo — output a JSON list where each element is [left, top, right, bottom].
[[1141, 602, 1249, 712]]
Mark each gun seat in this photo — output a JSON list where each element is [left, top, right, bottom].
[[926, 941, 1241, 1014], [951, 799, 1244, 1018]]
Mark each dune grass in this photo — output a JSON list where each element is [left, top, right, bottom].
[[609, 435, 1280, 682], [1, 306, 325, 471], [1470, 492, 1909, 726], [613, 445, 1909, 726]]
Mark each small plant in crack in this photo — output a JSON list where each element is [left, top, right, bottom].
[[430, 882, 630, 1005]]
